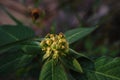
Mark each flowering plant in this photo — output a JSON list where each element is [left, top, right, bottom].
[[0, 5, 120, 80]]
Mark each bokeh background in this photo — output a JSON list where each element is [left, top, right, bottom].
[[0, 0, 120, 80]]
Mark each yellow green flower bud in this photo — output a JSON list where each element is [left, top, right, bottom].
[[43, 51, 51, 59], [61, 45, 65, 49], [46, 39, 52, 46], [50, 34, 55, 38], [45, 33, 50, 38], [53, 51, 59, 59], [40, 40, 45, 47], [40, 33, 69, 60], [59, 32, 65, 38]]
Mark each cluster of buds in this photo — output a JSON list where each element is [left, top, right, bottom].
[[40, 33, 69, 59]]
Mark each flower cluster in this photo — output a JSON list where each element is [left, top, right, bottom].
[[40, 33, 69, 59]]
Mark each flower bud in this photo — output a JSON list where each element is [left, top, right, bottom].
[[53, 51, 59, 59], [40, 33, 69, 60]]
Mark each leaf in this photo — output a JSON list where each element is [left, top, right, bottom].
[[39, 59, 68, 80], [94, 57, 120, 80], [70, 58, 83, 72], [22, 41, 41, 55], [61, 57, 83, 73], [65, 27, 97, 44], [0, 45, 35, 75], [0, 46, 23, 74], [0, 25, 35, 52], [17, 54, 33, 67], [74, 57, 120, 80], [69, 48, 89, 59]]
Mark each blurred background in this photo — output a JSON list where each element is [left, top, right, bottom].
[[0, 0, 120, 80]]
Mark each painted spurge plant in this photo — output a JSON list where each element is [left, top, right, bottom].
[[40, 33, 69, 60], [0, 11, 120, 80]]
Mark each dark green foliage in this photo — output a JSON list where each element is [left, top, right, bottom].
[[0, 25, 34, 47], [22, 41, 41, 55], [61, 56, 83, 73], [73, 57, 120, 80], [39, 60, 68, 80], [0, 23, 119, 80], [65, 27, 97, 44], [0, 25, 35, 76], [0, 25, 35, 55], [94, 57, 120, 80]]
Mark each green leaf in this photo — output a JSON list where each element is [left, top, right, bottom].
[[71, 58, 83, 73], [65, 27, 97, 44], [0, 25, 35, 52], [17, 54, 33, 67], [69, 48, 89, 59], [0, 45, 35, 75], [0, 46, 23, 74], [94, 57, 120, 80], [22, 41, 41, 55], [39, 59, 68, 80], [61, 57, 83, 73], [75, 57, 120, 80]]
